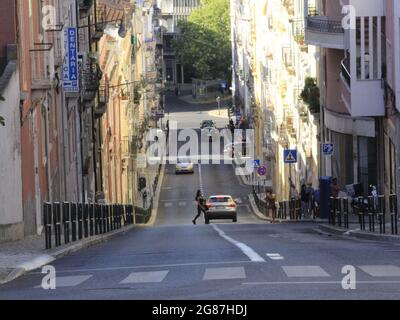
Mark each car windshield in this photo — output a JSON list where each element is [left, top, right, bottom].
[[178, 158, 191, 163], [209, 197, 232, 203]]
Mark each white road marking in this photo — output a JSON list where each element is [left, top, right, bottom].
[[243, 280, 400, 286], [178, 202, 187, 207], [120, 271, 169, 284], [199, 164, 205, 196], [282, 266, 330, 278], [267, 253, 285, 260], [164, 203, 173, 208], [203, 267, 246, 280], [235, 198, 243, 204], [35, 275, 92, 288], [358, 265, 400, 277], [33, 260, 259, 275], [211, 224, 265, 262]]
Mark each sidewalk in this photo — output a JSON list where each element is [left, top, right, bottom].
[[0, 163, 166, 285], [0, 224, 135, 285], [319, 223, 400, 242]]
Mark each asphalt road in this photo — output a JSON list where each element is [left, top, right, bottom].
[[1, 94, 400, 300]]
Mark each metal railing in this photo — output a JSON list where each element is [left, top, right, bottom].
[[253, 188, 306, 221], [329, 195, 398, 235], [341, 58, 351, 87], [43, 202, 135, 249], [306, 16, 344, 34]]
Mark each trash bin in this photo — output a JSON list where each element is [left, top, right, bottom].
[[319, 176, 332, 219]]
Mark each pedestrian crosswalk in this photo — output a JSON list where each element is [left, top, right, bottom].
[[33, 264, 400, 289]]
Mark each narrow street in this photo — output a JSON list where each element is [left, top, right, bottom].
[[1, 95, 400, 300]]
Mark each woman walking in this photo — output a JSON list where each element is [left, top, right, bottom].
[[193, 190, 207, 225], [265, 188, 277, 223]]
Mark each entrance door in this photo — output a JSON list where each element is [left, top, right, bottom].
[[32, 110, 43, 235]]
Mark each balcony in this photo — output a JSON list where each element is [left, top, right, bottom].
[[340, 57, 385, 117], [78, 0, 94, 19], [305, 16, 345, 49], [82, 63, 103, 102]]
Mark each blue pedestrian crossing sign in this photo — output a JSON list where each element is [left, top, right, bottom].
[[284, 149, 297, 164], [253, 160, 261, 168], [322, 143, 334, 156]]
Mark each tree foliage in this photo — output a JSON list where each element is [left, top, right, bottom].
[[173, 0, 231, 81], [300, 77, 320, 114]]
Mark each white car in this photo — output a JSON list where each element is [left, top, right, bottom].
[[175, 157, 194, 174], [204, 195, 237, 224]]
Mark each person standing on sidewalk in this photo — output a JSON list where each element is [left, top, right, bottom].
[[300, 184, 309, 218], [265, 188, 276, 223], [306, 182, 314, 218], [193, 190, 207, 225]]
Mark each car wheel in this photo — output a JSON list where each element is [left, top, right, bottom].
[[233, 217, 237, 223]]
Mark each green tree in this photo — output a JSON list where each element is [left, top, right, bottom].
[[173, 0, 231, 81], [300, 77, 320, 114], [0, 93, 4, 126]]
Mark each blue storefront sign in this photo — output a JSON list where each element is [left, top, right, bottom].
[[63, 27, 79, 92]]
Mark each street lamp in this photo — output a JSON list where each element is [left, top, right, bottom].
[[78, 19, 128, 38]]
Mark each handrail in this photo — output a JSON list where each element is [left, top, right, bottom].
[[341, 58, 351, 87]]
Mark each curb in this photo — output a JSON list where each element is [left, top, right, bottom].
[[0, 224, 135, 285], [317, 224, 400, 242], [146, 164, 166, 227], [248, 194, 269, 221]]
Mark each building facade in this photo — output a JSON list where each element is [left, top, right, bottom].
[[305, 0, 400, 198], [156, 0, 200, 84], [0, 0, 159, 242], [232, 0, 320, 200]]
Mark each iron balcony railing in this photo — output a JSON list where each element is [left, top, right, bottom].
[[306, 16, 344, 34]]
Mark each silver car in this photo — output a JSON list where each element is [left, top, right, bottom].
[[204, 195, 237, 224]]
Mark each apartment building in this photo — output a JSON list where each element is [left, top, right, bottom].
[[232, 0, 320, 199], [0, 0, 157, 242], [99, 0, 157, 205], [305, 0, 400, 197], [156, 0, 200, 84]]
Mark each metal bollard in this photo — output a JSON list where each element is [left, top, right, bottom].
[[71, 203, 77, 241], [53, 202, 62, 247], [83, 203, 89, 238], [43, 202, 52, 249], [78, 203, 83, 239], [89, 203, 94, 236], [343, 198, 349, 229], [62, 202, 71, 244]]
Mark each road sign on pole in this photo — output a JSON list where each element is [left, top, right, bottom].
[[253, 160, 261, 168], [322, 143, 334, 156], [284, 149, 297, 164], [257, 166, 267, 176]]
